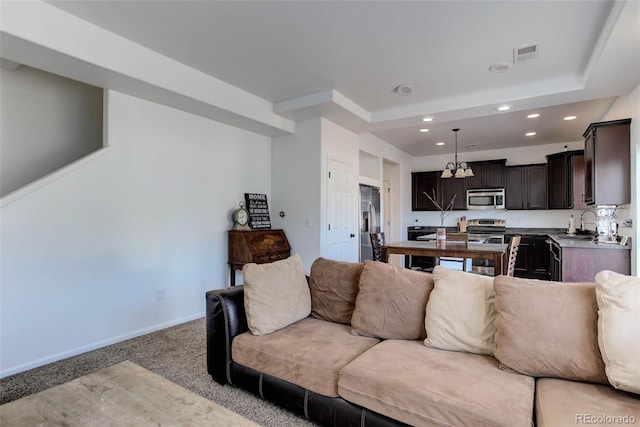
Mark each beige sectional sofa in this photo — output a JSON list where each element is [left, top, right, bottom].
[[206, 255, 640, 427]]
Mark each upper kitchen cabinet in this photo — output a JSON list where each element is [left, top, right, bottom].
[[439, 176, 467, 210], [412, 171, 440, 211], [547, 150, 588, 210], [466, 160, 506, 190], [583, 119, 631, 205], [505, 164, 547, 210]]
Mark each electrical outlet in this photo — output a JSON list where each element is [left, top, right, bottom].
[[156, 289, 165, 301]]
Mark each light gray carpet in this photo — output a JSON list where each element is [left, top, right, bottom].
[[0, 318, 316, 427]]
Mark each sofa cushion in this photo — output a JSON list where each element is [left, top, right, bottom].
[[493, 276, 608, 384], [424, 266, 496, 355], [338, 339, 534, 427], [242, 254, 311, 336], [350, 261, 433, 340], [595, 270, 640, 394], [232, 317, 379, 397], [535, 378, 640, 427], [309, 257, 363, 324]]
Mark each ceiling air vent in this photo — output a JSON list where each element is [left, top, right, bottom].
[[513, 44, 539, 63]]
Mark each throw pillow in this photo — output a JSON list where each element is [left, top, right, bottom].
[[242, 254, 311, 336], [351, 261, 434, 340], [493, 276, 608, 384], [309, 257, 363, 324], [424, 266, 496, 355], [595, 270, 640, 394]]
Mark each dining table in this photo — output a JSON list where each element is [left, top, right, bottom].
[[380, 240, 509, 276]]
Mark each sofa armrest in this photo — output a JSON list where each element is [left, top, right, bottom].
[[205, 285, 248, 384]]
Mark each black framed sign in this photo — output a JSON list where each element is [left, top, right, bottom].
[[244, 193, 271, 229]]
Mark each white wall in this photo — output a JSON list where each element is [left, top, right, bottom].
[[0, 65, 103, 196], [0, 91, 272, 376], [270, 118, 322, 273]]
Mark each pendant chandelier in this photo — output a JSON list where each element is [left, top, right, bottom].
[[441, 128, 474, 178]]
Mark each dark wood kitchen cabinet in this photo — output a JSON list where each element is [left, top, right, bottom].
[[412, 171, 466, 211], [439, 176, 467, 210], [547, 150, 587, 209], [506, 234, 550, 280], [505, 164, 547, 210], [412, 172, 440, 211], [530, 235, 550, 279], [466, 159, 506, 189], [583, 118, 631, 205]]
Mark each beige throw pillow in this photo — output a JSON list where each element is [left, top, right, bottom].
[[595, 270, 640, 394], [493, 276, 608, 384], [309, 257, 363, 324], [243, 254, 311, 336], [424, 266, 496, 355], [351, 261, 434, 340]]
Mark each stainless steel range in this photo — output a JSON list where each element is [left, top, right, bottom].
[[467, 218, 506, 275], [467, 218, 506, 244]]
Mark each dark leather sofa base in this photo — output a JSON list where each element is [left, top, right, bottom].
[[227, 362, 409, 427]]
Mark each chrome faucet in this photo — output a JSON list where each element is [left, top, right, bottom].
[[580, 209, 597, 232]]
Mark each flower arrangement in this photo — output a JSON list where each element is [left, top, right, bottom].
[[423, 190, 456, 227]]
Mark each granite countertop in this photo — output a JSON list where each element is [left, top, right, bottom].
[[506, 227, 566, 236], [510, 228, 630, 250], [415, 226, 630, 250], [547, 233, 631, 250]]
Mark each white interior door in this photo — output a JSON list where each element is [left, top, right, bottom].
[[326, 158, 357, 261]]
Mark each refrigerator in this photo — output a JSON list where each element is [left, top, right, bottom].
[[359, 184, 381, 262]]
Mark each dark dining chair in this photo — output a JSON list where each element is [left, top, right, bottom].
[[370, 232, 386, 261], [506, 235, 521, 277]]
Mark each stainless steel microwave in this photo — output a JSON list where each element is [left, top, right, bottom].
[[466, 188, 505, 210]]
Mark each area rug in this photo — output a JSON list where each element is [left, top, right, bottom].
[[0, 360, 260, 426]]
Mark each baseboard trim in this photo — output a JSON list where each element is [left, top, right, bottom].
[[0, 311, 204, 378]]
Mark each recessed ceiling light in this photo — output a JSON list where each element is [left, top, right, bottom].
[[527, 113, 540, 119], [419, 128, 430, 133], [422, 117, 434, 122], [526, 132, 537, 136], [497, 105, 511, 111], [395, 84, 414, 96], [564, 115, 577, 121], [489, 62, 512, 73], [436, 141, 445, 146]]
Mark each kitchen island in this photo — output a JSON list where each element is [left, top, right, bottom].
[[547, 233, 630, 281], [381, 240, 508, 276]]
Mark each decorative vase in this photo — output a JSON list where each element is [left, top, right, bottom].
[[436, 227, 446, 241]]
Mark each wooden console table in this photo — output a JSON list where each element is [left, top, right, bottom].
[[228, 229, 291, 286], [381, 240, 508, 276]]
